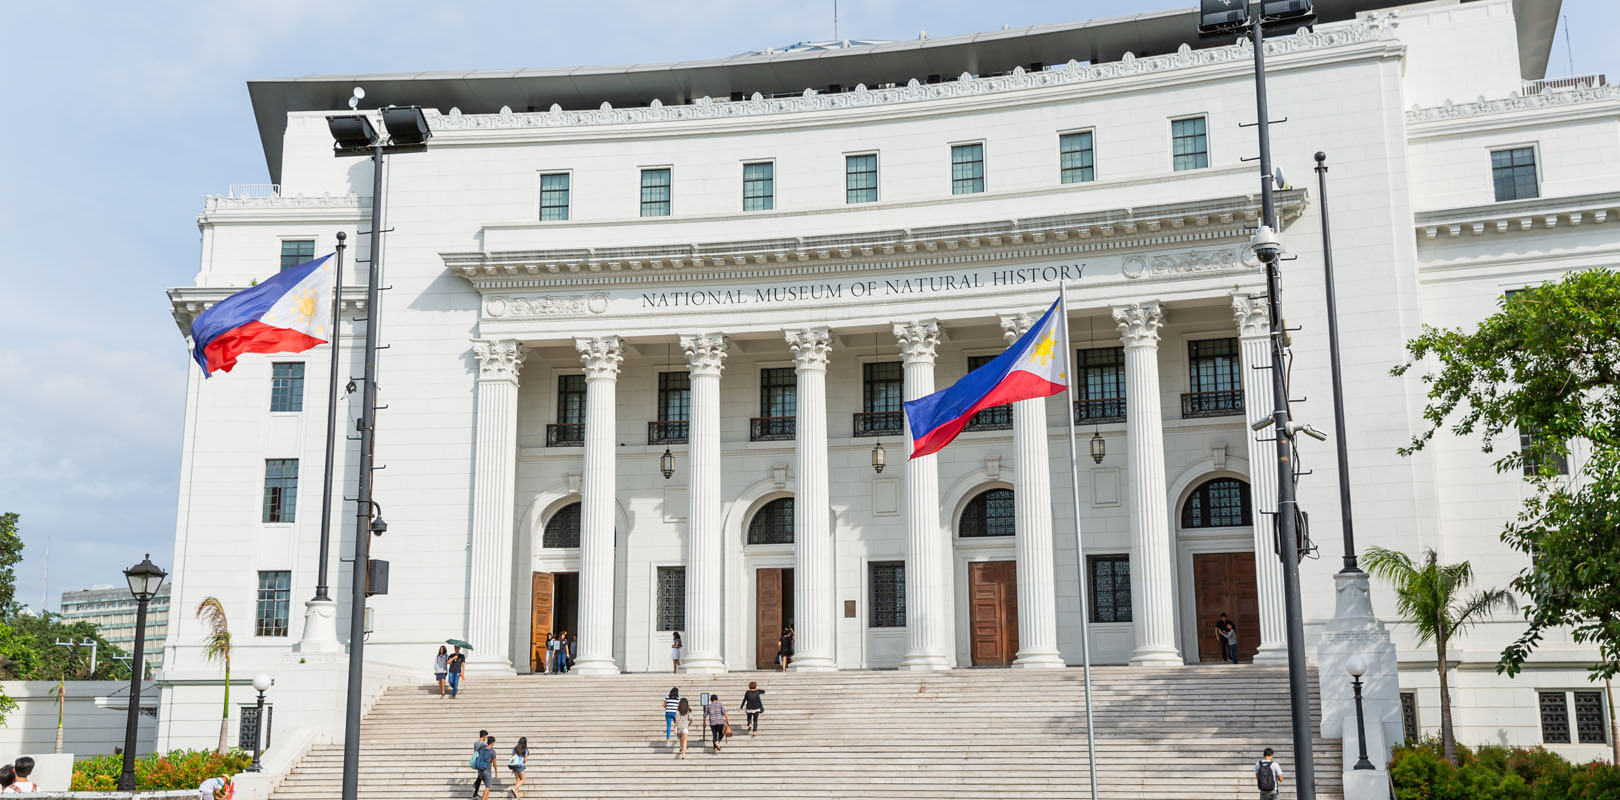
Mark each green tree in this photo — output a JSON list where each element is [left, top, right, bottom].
[[1363, 546, 1516, 765], [0, 512, 23, 617], [1392, 269, 1620, 681], [195, 597, 233, 754], [0, 612, 131, 681]]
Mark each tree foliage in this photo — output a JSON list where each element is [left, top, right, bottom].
[[195, 596, 233, 754], [0, 512, 23, 617], [1392, 268, 1620, 680]]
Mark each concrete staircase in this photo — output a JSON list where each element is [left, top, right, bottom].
[[272, 666, 1342, 799]]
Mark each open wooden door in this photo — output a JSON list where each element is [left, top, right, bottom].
[[530, 572, 554, 672], [1192, 552, 1260, 663], [756, 568, 784, 669], [968, 561, 1018, 666]]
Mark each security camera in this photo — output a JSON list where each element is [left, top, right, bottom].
[[1251, 416, 1275, 432], [1287, 421, 1328, 442], [1249, 225, 1282, 262]]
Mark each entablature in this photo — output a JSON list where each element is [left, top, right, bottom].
[[1415, 190, 1618, 240], [195, 193, 370, 228]]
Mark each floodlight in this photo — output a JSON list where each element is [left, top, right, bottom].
[[381, 105, 432, 147], [1261, 0, 1314, 21], [1199, 0, 1249, 33], [327, 114, 378, 151]]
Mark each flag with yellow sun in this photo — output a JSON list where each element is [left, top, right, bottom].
[[189, 253, 337, 377]]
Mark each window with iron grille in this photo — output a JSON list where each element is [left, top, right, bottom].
[[656, 566, 685, 632], [1182, 478, 1252, 528], [951, 143, 985, 194], [1400, 692, 1419, 743], [1172, 117, 1208, 171], [1519, 427, 1569, 476], [863, 362, 902, 413], [539, 173, 570, 220], [279, 240, 315, 272], [1189, 338, 1241, 393], [557, 375, 586, 424], [658, 372, 691, 422], [743, 162, 774, 211], [1060, 131, 1095, 183], [760, 367, 796, 418], [959, 488, 1015, 537], [256, 571, 291, 636], [1540, 691, 1571, 743], [270, 363, 305, 413], [747, 497, 794, 545], [640, 168, 671, 217], [239, 704, 273, 753], [1491, 147, 1538, 202], [1575, 691, 1608, 744], [1089, 555, 1132, 623], [964, 355, 1012, 429], [543, 503, 581, 548], [846, 154, 878, 204], [869, 561, 905, 628], [262, 459, 298, 523], [1075, 347, 1125, 421]]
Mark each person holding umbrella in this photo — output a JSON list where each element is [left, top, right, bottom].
[[445, 640, 472, 698]]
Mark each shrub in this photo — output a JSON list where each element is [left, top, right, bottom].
[[1390, 738, 1620, 800], [71, 748, 252, 791]]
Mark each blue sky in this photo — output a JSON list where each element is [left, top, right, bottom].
[[1, 0, 1614, 613]]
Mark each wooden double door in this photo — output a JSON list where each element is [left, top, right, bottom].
[[529, 572, 579, 672], [1192, 552, 1260, 663], [755, 568, 796, 669], [968, 560, 1019, 667]]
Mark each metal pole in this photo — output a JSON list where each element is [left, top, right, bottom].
[[1351, 676, 1374, 770], [341, 143, 387, 800], [249, 689, 267, 772], [314, 233, 348, 601], [1056, 288, 1101, 800], [1249, 7, 1317, 797], [116, 598, 149, 791], [1313, 153, 1361, 574]]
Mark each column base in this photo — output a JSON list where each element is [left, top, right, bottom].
[[1252, 643, 1290, 664], [1011, 649, 1066, 669], [569, 658, 621, 676], [788, 655, 837, 672], [899, 653, 952, 670], [680, 655, 727, 675], [1128, 645, 1184, 667], [294, 599, 343, 655]]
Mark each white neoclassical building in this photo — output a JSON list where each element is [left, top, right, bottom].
[[157, 0, 1617, 768]]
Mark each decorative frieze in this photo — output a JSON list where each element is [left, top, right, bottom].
[[1406, 83, 1620, 123], [1122, 248, 1246, 280], [485, 293, 608, 319]]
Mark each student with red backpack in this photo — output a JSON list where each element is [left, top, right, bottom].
[[1255, 748, 1283, 800]]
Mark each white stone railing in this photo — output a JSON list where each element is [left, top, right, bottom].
[[1406, 82, 1620, 122], [1523, 73, 1607, 95]]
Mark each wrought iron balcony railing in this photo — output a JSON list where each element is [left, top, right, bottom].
[[963, 405, 1012, 432], [1073, 397, 1127, 424], [852, 411, 903, 438], [545, 423, 585, 447], [648, 420, 689, 445], [1180, 390, 1244, 419], [749, 416, 796, 441]]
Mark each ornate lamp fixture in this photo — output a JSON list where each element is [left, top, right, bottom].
[[871, 333, 888, 474], [1090, 430, 1106, 464], [661, 342, 676, 480]]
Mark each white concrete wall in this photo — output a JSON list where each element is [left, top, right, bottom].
[[0, 681, 156, 759]]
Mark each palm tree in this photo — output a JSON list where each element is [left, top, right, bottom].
[[1362, 546, 1515, 764], [195, 597, 233, 754]]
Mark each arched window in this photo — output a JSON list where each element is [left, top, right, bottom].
[[747, 497, 794, 545], [959, 488, 1015, 538], [542, 503, 581, 548], [1181, 478, 1252, 528]]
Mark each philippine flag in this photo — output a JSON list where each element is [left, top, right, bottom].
[[904, 297, 1068, 458], [190, 254, 336, 377]]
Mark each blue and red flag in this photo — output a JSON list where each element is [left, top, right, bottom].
[[904, 297, 1068, 458], [190, 254, 336, 377]]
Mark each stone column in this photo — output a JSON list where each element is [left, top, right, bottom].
[[786, 327, 837, 671], [894, 320, 951, 670], [679, 333, 728, 674], [999, 312, 1065, 669], [1112, 302, 1182, 666], [572, 336, 622, 676], [1232, 291, 1290, 664], [465, 339, 525, 673]]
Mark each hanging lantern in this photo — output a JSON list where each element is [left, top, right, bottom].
[[1089, 431, 1106, 464], [871, 441, 887, 474], [660, 447, 675, 480]]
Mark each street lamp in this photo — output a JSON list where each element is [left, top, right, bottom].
[[1347, 655, 1376, 770], [247, 674, 273, 772], [117, 554, 166, 791]]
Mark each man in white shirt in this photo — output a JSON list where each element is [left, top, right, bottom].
[[7, 757, 38, 794], [197, 775, 233, 799]]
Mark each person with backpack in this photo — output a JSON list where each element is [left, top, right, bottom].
[[471, 734, 498, 799], [508, 737, 528, 798], [1255, 747, 1283, 800], [663, 688, 682, 744]]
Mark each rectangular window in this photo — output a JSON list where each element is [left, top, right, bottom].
[[539, 173, 570, 221], [1575, 691, 1608, 744], [1185, 338, 1244, 417], [754, 367, 796, 440], [1089, 555, 1132, 623], [269, 363, 305, 413], [1075, 347, 1125, 422], [862, 362, 903, 414], [656, 566, 685, 632], [255, 571, 291, 637], [279, 240, 315, 272], [951, 143, 985, 195], [1519, 427, 1569, 476], [846, 154, 878, 203], [657, 372, 690, 422], [1172, 117, 1209, 171], [1060, 131, 1095, 184], [743, 162, 774, 211], [640, 168, 671, 217], [1400, 692, 1419, 743], [1492, 147, 1539, 202], [869, 561, 906, 628], [964, 354, 1012, 429], [1540, 691, 1571, 744], [557, 375, 586, 424], [262, 459, 298, 523]]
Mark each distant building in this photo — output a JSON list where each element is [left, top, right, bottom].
[[60, 582, 170, 672]]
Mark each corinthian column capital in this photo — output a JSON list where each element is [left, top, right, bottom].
[[1231, 291, 1270, 339], [892, 320, 942, 365], [574, 336, 623, 380], [998, 311, 1038, 342], [785, 326, 833, 371], [471, 339, 527, 383], [1112, 302, 1165, 349], [679, 333, 729, 377]]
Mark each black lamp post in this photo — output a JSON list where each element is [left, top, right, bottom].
[[117, 554, 166, 791], [1313, 151, 1363, 574], [248, 673, 272, 772], [1347, 655, 1376, 770]]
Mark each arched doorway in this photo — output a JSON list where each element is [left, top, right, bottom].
[[959, 488, 1018, 667], [530, 502, 583, 672], [1177, 477, 1258, 664], [747, 496, 795, 668]]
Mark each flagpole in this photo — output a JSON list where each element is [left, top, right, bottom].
[[314, 232, 346, 603], [1057, 287, 1101, 799]]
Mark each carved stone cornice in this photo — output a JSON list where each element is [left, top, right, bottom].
[[893, 320, 942, 365], [1230, 292, 1270, 339], [426, 14, 1397, 134], [1113, 302, 1165, 349], [1413, 191, 1619, 241], [574, 336, 623, 380], [471, 339, 527, 383], [679, 333, 729, 377], [785, 327, 833, 371], [999, 311, 1038, 341], [1406, 83, 1620, 124]]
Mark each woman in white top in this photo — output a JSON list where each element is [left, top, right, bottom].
[[670, 632, 682, 673], [675, 697, 693, 760], [434, 645, 450, 696]]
